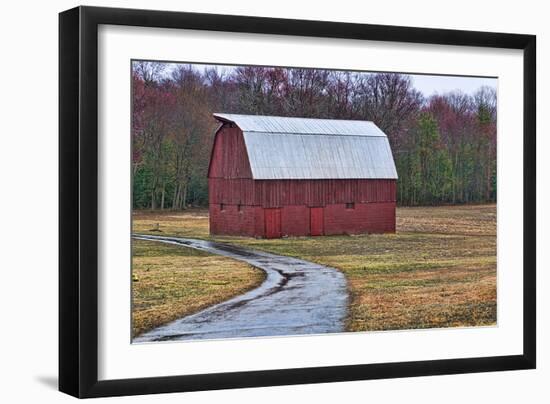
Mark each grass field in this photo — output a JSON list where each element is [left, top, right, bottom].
[[132, 240, 265, 337], [132, 204, 496, 333]]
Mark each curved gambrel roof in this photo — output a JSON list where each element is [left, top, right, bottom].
[[213, 113, 398, 180]]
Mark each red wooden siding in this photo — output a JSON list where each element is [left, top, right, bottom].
[[209, 178, 396, 207], [208, 125, 252, 179], [209, 178, 256, 205]]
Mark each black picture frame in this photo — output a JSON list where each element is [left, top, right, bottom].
[[59, 5, 536, 398]]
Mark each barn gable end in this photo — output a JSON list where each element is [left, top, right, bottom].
[[207, 124, 253, 179]]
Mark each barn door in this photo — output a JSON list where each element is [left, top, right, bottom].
[[264, 208, 282, 239], [310, 207, 324, 236]]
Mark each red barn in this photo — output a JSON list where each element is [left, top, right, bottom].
[[208, 113, 398, 238]]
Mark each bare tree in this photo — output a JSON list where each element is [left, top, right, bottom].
[[133, 61, 166, 85], [354, 73, 424, 149], [169, 65, 213, 209]]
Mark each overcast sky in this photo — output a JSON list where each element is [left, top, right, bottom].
[[409, 74, 496, 97], [158, 62, 497, 98]]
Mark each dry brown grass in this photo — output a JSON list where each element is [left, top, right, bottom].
[[345, 262, 496, 331], [132, 239, 264, 338], [397, 204, 497, 236], [132, 204, 497, 332], [133, 210, 210, 239]]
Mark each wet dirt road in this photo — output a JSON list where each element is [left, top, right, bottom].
[[132, 234, 348, 342]]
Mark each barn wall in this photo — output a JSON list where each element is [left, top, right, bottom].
[[209, 204, 256, 237], [209, 202, 396, 237], [257, 179, 396, 207], [209, 178, 397, 207], [253, 206, 264, 237], [208, 125, 252, 179], [324, 202, 396, 234], [209, 178, 256, 205]]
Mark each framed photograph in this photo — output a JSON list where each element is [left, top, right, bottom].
[[59, 6, 536, 398]]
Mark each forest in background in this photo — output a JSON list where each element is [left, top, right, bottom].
[[132, 61, 496, 209]]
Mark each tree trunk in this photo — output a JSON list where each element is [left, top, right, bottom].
[[160, 182, 165, 210], [181, 182, 188, 210], [151, 189, 156, 210], [150, 169, 158, 210], [172, 183, 179, 210]]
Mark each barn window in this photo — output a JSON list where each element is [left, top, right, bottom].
[[346, 202, 355, 210], [220, 203, 225, 211]]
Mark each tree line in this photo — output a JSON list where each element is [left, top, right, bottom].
[[132, 62, 496, 209]]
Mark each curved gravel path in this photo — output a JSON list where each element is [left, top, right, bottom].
[[132, 234, 348, 342]]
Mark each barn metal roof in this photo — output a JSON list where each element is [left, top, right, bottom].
[[213, 113, 387, 137], [213, 113, 398, 180]]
